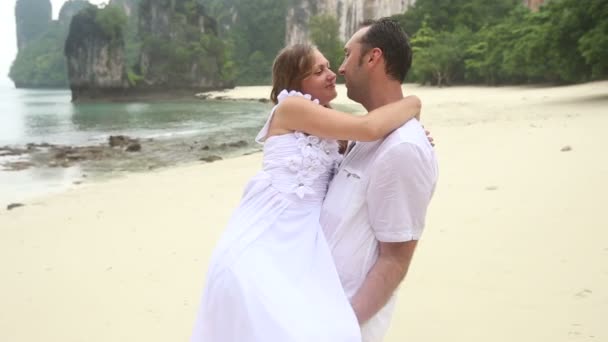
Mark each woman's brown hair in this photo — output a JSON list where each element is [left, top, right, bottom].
[[270, 44, 316, 104]]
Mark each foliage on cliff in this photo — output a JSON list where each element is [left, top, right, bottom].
[[64, 4, 128, 56], [394, 0, 608, 85], [136, 0, 235, 87], [309, 14, 344, 73], [9, 23, 69, 88], [204, 0, 290, 85]]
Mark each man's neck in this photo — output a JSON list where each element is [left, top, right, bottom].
[[360, 80, 404, 112]]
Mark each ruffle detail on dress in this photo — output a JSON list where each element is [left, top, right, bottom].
[[255, 89, 320, 143], [276, 89, 320, 105]]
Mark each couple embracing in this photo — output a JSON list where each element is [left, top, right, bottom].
[[192, 18, 438, 342]]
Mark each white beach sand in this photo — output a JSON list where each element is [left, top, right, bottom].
[[1, 81, 607, 341]]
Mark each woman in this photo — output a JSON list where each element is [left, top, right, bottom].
[[191, 44, 422, 342]]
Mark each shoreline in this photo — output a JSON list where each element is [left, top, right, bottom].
[[0, 152, 261, 210], [3, 80, 608, 207], [10, 81, 603, 103], [0, 145, 263, 209]]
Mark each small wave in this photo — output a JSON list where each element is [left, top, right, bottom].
[[142, 129, 207, 139], [125, 103, 150, 112], [91, 129, 209, 142]]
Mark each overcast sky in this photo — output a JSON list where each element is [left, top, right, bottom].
[[0, 0, 108, 87]]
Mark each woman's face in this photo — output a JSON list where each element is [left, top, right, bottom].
[[300, 49, 337, 106]]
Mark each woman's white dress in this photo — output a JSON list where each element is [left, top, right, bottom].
[[191, 90, 361, 342]]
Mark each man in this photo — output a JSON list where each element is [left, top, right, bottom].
[[320, 18, 439, 341]]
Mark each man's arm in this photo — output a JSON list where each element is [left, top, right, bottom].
[[351, 240, 417, 324], [353, 141, 436, 324]]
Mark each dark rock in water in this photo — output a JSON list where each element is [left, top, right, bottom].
[[195, 93, 211, 100], [243, 149, 262, 156], [201, 145, 210, 151], [126, 143, 142, 152], [53, 150, 68, 159], [0, 146, 28, 157], [51, 145, 107, 166], [66, 153, 87, 161], [109, 136, 126, 147], [2, 161, 34, 171], [7, 203, 25, 211], [561, 145, 572, 152], [109, 135, 135, 147], [232, 140, 248, 148], [2, 140, 127, 170], [26, 142, 53, 151], [200, 155, 222, 163], [79, 146, 106, 159], [3, 140, 126, 170], [258, 98, 270, 103], [220, 140, 248, 149]]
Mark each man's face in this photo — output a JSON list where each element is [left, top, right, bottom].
[[339, 27, 370, 103]]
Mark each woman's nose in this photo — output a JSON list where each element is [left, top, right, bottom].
[[327, 69, 336, 80]]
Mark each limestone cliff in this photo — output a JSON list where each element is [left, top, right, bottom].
[[15, 0, 52, 50], [64, 5, 129, 101], [58, 0, 89, 25], [63, 0, 233, 100], [285, 0, 416, 45], [10, 0, 88, 88]]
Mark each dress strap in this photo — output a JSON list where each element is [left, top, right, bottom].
[[255, 105, 279, 144]]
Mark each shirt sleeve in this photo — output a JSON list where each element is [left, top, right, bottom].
[[367, 142, 436, 242]]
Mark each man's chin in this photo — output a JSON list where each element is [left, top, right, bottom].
[[346, 88, 356, 102]]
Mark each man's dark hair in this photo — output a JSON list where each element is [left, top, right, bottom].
[[358, 18, 412, 82]]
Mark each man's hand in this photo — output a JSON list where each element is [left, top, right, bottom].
[[424, 126, 435, 147], [350, 240, 418, 324]]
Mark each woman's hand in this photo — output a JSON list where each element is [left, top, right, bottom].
[[424, 127, 435, 147]]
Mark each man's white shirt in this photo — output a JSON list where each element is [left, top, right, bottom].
[[320, 119, 438, 341]]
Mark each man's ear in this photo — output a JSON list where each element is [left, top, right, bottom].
[[367, 47, 383, 66]]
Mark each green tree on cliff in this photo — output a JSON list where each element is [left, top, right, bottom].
[[9, 23, 69, 88], [11, 0, 65, 88], [95, 4, 128, 42], [137, 0, 235, 87], [396, 0, 608, 85], [578, 0, 608, 79], [205, 0, 290, 85]]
